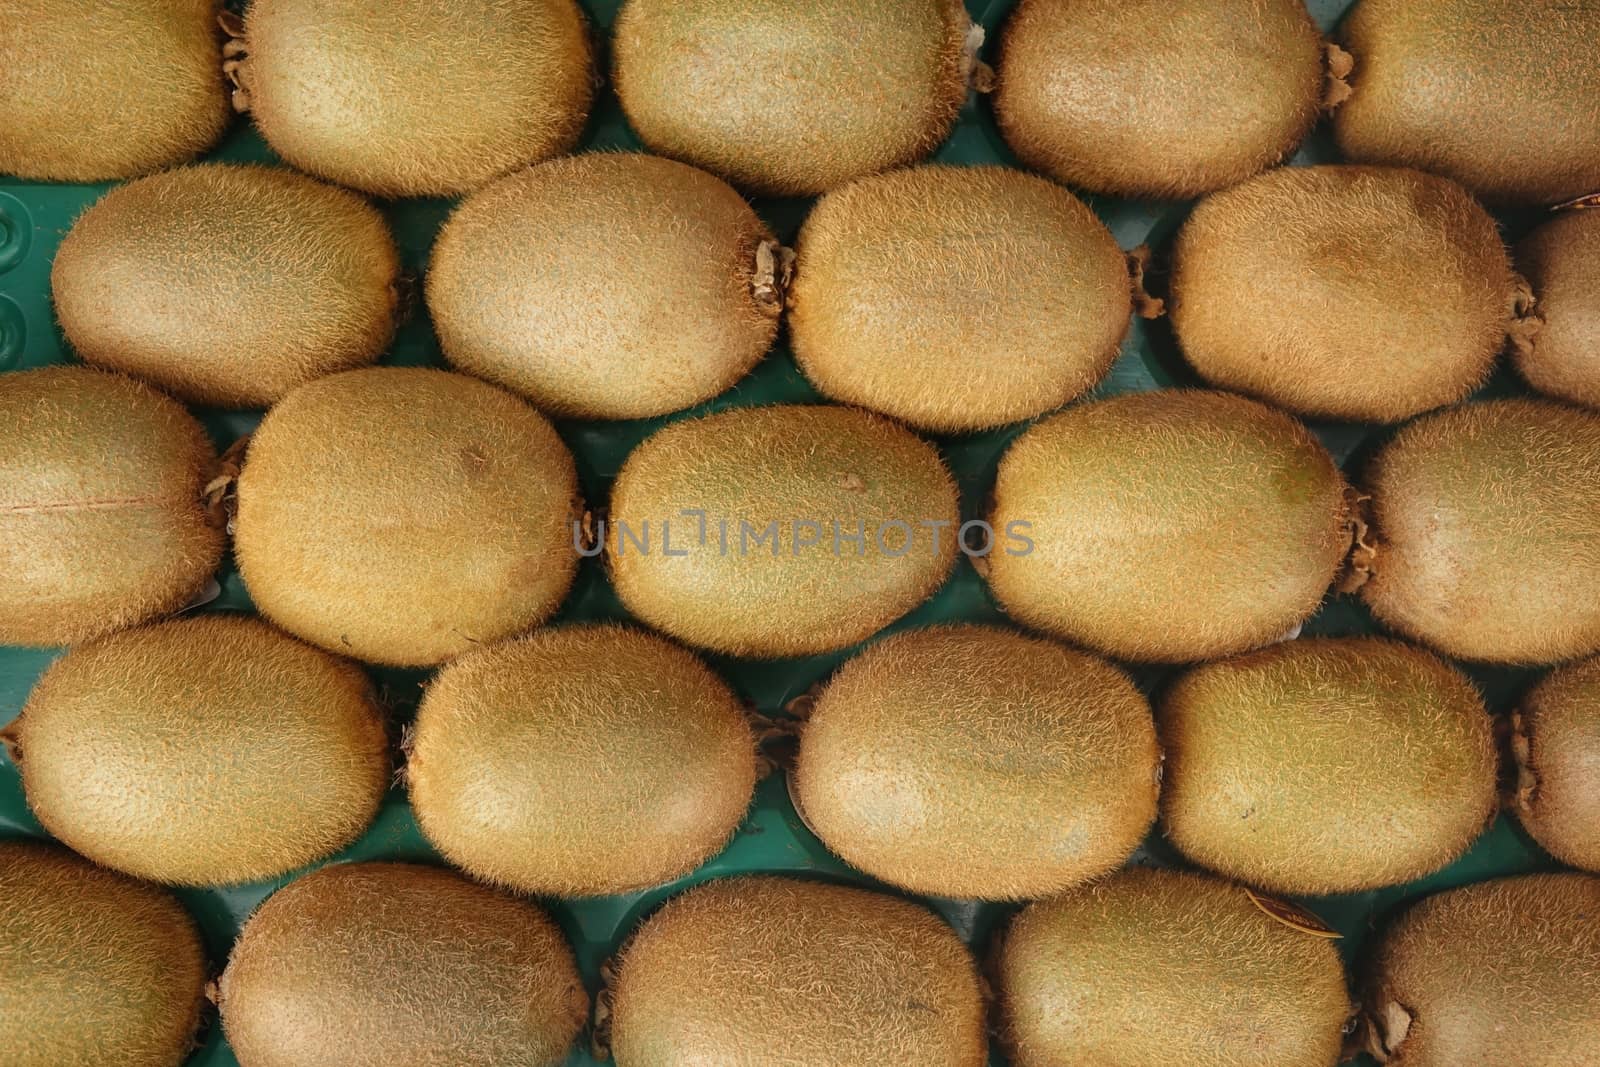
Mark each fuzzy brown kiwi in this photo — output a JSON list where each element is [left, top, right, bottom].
[[218, 862, 587, 1067], [792, 624, 1159, 900], [0, 366, 224, 648], [0, 839, 207, 1067], [788, 165, 1132, 432], [1169, 165, 1518, 422], [997, 867, 1351, 1067], [1509, 656, 1600, 872], [1354, 398, 1600, 664], [8, 615, 388, 886], [1334, 0, 1600, 205], [1159, 636, 1498, 896], [994, 0, 1327, 199], [229, 0, 593, 197], [985, 389, 1352, 663], [1358, 872, 1600, 1066], [427, 153, 780, 420], [234, 367, 580, 667], [51, 164, 401, 409], [408, 624, 757, 896], [612, 0, 971, 196], [1513, 208, 1600, 409], [606, 404, 959, 658], [0, 1, 228, 181], [609, 876, 986, 1066]]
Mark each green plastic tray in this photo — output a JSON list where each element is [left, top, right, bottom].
[[0, 1, 1565, 1064]]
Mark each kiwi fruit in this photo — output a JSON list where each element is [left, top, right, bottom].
[[1509, 655, 1600, 871], [234, 367, 580, 667], [229, 0, 593, 197], [219, 861, 587, 1067], [408, 624, 757, 896], [0, 838, 207, 1067], [609, 876, 985, 1066], [788, 164, 1132, 432], [1358, 872, 1600, 1066], [0, 1, 227, 181], [1514, 208, 1600, 409], [51, 164, 400, 409], [1170, 165, 1518, 422], [793, 624, 1159, 900], [1335, 0, 1600, 205], [428, 153, 779, 420], [607, 404, 959, 658], [998, 866, 1351, 1067], [995, 0, 1327, 199], [986, 389, 1351, 663], [0, 366, 224, 648], [612, 0, 971, 196], [1159, 636, 1497, 896], [7, 614, 388, 886], [1354, 398, 1600, 664]]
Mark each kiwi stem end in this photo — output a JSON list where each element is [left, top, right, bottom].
[[1323, 43, 1355, 111]]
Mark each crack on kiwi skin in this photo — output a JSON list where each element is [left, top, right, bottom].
[[219, 11, 253, 113], [205, 434, 250, 534], [590, 956, 619, 1061], [1508, 273, 1545, 361], [1126, 246, 1165, 319], [1323, 43, 1355, 111], [751, 240, 795, 317], [963, 24, 995, 95], [1336, 487, 1378, 595]]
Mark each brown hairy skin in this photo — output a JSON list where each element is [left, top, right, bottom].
[[219, 862, 586, 1067], [1359, 398, 1600, 664], [789, 165, 1131, 433], [1515, 209, 1600, 409], [236, 0, 593, 197], [235, 367, 580, 667], [1359, 873, 1600, 1066], [986, 390, 1351, 663], [607, 404, 959, 658], [11, 615, 389, 886], [998, 867, 1350, 1067], [0, 839, 207, 1067], [0, 1, 227, 181], [52, 164, 400, 409], [1511, 656, 1600, 871], [794, 624, 1159, 900], [610, 876, 985, 1066], [409, 624, 758, 896], [612, 0, 969, 196], [1335, 0, 1600, 205], [1170, 165, 1515, 422], [428, 153, 777, 420], [1159, 636, 1497, 896], [994, 0, 1324, 199], [0, 367, 223, 647]]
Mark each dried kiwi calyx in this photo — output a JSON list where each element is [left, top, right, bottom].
[[1323, 43, 1355, 110], [1507, 274, 1544, 359], [1337, 488, 1378, 594], [751, 239, 795, 316], [1126, 246, 1165, 319], [219, 12, 253, 113]]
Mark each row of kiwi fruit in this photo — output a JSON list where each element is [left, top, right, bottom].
[[41, 154, 1600, 424], [5, 366, 1600, 668], [8, 837, 1599, 1067], [3, 610, 1598, 897], [5, 2, 1600, 1066], [2, 0, 1597, 203]]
